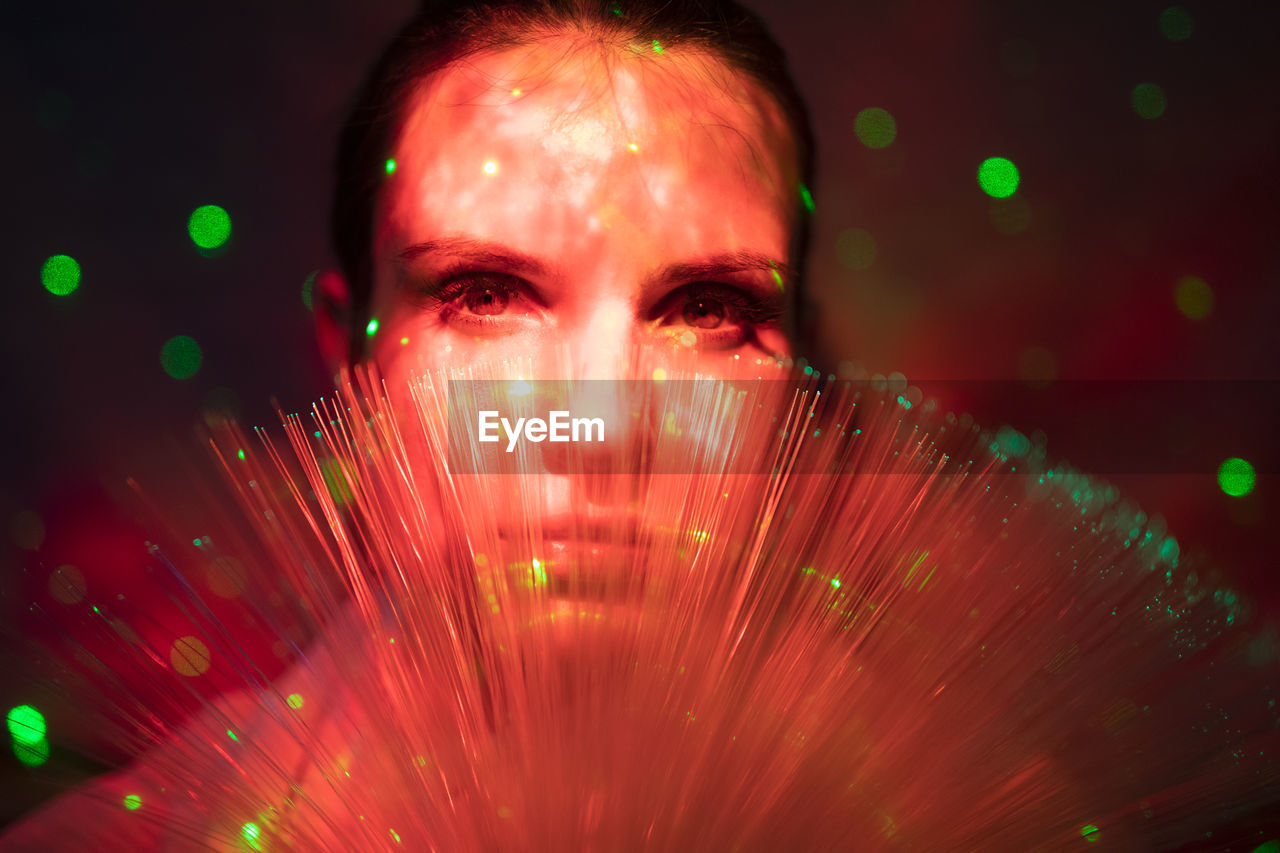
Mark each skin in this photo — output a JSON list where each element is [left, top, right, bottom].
[[315, 32, 802, 574], [318, 32, 800, 384]]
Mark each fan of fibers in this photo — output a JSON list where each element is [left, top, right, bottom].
[[7, 352, 1279, 851]]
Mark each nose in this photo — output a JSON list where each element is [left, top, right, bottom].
[[568, 299, 635, 382], [536, 300, 652, 483]]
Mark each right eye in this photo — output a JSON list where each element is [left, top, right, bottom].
[[412, 272, 542, 333]]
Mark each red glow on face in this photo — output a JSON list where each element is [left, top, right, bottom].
[[356, 41, 804, 554], [370, 40, 800, 388]]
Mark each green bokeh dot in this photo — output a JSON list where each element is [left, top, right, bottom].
[[6, 705, 46, 745], [1131, 83, 1167, 119], [835, 227, 877, 271], [13, 737, 50, 767], [854, 107, 897, 149], [1218, 457, 1256, 497], [977, 157, 1020, 198], [161, 335, 203, 380], [302, 270, 318, 311], [123, 794, 142, 811], [1174, 275, 1213, 320], [188, 204, 232, 250], [242, 822, 263, 851], [1159, 7, 1194, 41], [41, 254, 81, 296]]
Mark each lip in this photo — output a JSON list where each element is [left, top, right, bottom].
[[487, 502, 725, 606]]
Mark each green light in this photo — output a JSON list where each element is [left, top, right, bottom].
[[652, 39, 663, 53], [123, 794, 142, 811], [160, 335, 203, 380], [237, 449, 246, 460], [187, 204, 232, 250], [977, 157, 1020, 198], [366, 317, 379, 337], [301, 270, 318, 310], [799, 184, 814, 213], [1131, 83, 1167, 119], [287, 693, 304, 710], [389, 829, 402, 844], [227, 728, 238, 741], [41, 254, 81, 296], [854, 107, 897, 149], [1159, 7, 1193, 41], [242, 821, 262, 851], [1174, 275, 1213, 319], [13, 737, 50, 767], [1081, 823, 1100, 842], [6, 705, 46, 745], [994, 426, 1031, 457], [831, 577, 841, 589], [322, 459, 354, 506], [611, 3, 622, 15], [1218, 458, 1256, 497], [1252, 842, 1280, 853], [835, 227, 877, 271], [385, 158, 396, 175]]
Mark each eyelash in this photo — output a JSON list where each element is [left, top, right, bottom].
[[657, 283, 783, 327], [409, 268, 782, 346], [409, 265, 531, 324]]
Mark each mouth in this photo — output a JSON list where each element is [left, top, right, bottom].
[[495, 511, 647, 602]]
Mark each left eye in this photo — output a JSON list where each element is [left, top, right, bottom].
[[656, 283, 780, 336]]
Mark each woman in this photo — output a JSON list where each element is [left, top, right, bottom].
[[7, 1, 1279, 848], [2, 0, 829, 847]]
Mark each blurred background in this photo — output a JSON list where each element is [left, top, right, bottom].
[[1, 0, 1277, 836]]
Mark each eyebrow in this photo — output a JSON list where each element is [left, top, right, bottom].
[[396, 237, 794, 296], [660, 252, 796, 293], [398, 237, 549, 278]]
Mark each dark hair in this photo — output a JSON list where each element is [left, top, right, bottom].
[[331, 0, 817, 365]]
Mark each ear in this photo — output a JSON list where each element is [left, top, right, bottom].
[[313, 270, 353, 379]]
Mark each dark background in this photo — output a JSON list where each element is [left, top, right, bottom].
[[2, 0, 1278, 834]]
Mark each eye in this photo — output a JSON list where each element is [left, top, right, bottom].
[[682, 294, 728, 329], [460, 279, 511, 316], [656, 282, 782, 349], [410, 271, 542, 333]]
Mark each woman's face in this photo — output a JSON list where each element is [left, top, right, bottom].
[[318, 36, 803, 608], [363, 37, 801, 387]]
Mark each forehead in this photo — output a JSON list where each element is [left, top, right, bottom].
[[375, 36, 800, 268]]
